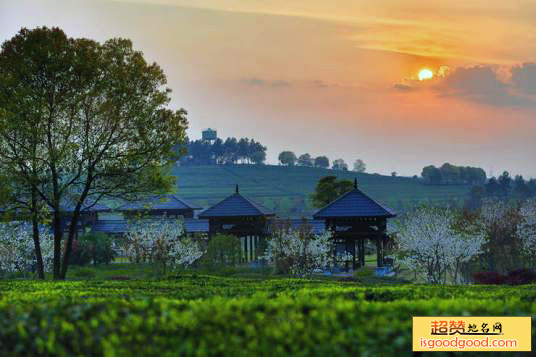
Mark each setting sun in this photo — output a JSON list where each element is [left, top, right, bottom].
[[418, 68, 434, 81]]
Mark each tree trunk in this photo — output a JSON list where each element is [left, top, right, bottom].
[[31, 188, 45, 279], [59, 209, 82, 279], [52, 209, 63, 280]]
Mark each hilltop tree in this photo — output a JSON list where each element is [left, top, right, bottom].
[[332, 159, 348, 171], [298, 153, 313, 167], [0, 27, 188, 279], [311, 176, 354, 208], [250, 149, 266, 165], [421, 165, 442, 184], [314, 156, 329, 169], [421, 163, 486, 185], [498, 171, 512, 199], [279, 151, 297, 166], [182, 136, 266, 165], [353, 159, 366, 173]]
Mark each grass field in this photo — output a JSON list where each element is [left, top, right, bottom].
[[172, 165, 471, 217], [1, 270, 534, 356]]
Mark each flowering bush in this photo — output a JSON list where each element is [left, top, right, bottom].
[[0, 222, 54, 276], [264, 220, 333, 277], [124, 216, 205, 274], [397, 207, 485, 284]]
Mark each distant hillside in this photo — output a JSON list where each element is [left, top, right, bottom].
[[172, 165, 471, 217]]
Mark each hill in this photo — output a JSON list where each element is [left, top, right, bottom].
[[172, 165, 471, 217]]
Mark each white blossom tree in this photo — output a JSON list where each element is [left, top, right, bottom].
[[0, 222, 54, 276], [264, 220, 334, 277], [124, 216, 204, 275], [397, 207, 484, 284], [517, 199, 536, 265]]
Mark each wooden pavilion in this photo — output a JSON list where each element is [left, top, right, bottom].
[[198, 185, 275, 261], [313, 179, 396, 270]]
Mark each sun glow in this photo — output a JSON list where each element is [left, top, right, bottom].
[[418, 68, 434, 81]]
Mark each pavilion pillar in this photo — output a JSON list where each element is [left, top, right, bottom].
[[244, 236, 248, 262], [362, 240, 366, 267], [376, 220, 387, 267], [355, 238, 361, 268], [376, 237, 383, 267], [358, 239, 365, 267], [250, 236, 254, 261], [352, 238, 356, 270]]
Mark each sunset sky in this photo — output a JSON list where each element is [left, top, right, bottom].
[[1, 0, 536, 177]]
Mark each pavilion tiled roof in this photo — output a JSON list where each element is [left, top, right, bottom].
[[198, 186, 274, 218], [60, 200, 110, 213], [92, 218, 324, 235], [313, 180, 396, 219], [93, 218, 209, 234], [117, 194, 202, 212]]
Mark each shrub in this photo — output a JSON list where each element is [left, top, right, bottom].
[[70, 233, 116, 266], [473, 269, 536, 285], [200, 234, 242, 270], [473, 271, 505, 284], [506, 269, 536, 285], [69, 267, 97, 279]]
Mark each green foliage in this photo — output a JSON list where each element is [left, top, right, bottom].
[[69, 267, 97, 279], [421, 163, 486, 185], [278, 151, 297, 166], [0, 276, 534, 356], [314, 156, 330, 168], [182, 136, 267, 165], [199, 234, 242, 270], [70, 233, 116, 266], [311, 175, 354, 208]]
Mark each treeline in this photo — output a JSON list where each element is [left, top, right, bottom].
[[180, 137, 267, 165], [466, 171, 536, 209], [421, 163, 486, 185], [278, 151, 366, 172]]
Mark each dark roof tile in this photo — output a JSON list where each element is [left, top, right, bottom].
[[198, 193, 274, 218], [313, 188, 396, 219], [118, 194, 202, 211]]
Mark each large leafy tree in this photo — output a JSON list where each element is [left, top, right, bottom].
[[278, 151, 297, 166], [0, 27, 188, 279], [297, 153, 313, 167], [314, 156, 329, 169], [353, 159, 366, 173], [311, 176, 354, 208]]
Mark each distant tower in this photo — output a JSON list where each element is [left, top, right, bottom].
[[202, 128, 217, 143]]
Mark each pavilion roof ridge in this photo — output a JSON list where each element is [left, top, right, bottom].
[[198, 191, 274, 218], [312, 187, 396, 219]]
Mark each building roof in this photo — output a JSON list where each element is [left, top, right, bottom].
[[0, 199, 110, 213], [93, 218, 324, 235], [198, 185, 274, 218], [60, 200, 110, 213], [92, 218, 209, 234], [117, 194, 202, 212], [313, 180, 396, 219]]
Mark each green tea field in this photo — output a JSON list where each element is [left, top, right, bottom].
[[172, 165, 471, 216], [0, 274, 533, 356]]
